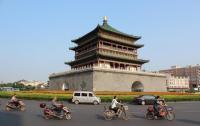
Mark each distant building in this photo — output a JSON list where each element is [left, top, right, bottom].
[[49, 17, 167, 92], [166, 74, 189, 92], [160, 65, 200, 91], [0, 87, 19, 91], [16, 80, 46, 87], [36, 82, 48, 89]]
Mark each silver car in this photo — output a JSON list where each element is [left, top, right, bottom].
[[72, 91, 101, 105]]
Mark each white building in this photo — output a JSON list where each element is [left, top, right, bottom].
[[160, 64, 200, 91], [166, 74, 190, 92], [16, 80, 47, 87]]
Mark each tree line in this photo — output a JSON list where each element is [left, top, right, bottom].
[[0, 82, 35, 90]]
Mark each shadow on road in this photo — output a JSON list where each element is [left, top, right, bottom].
[[131, 113, 146, 119], [36, 113, 44, 119], [96, 114, 105, 120], [177, 119, 200, 125], [0, 111, 22, 126]]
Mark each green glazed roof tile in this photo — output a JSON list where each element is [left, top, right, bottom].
[[99, 22, 141, 39]]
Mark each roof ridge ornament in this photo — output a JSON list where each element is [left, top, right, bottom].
[[103, 16, 108, 25]]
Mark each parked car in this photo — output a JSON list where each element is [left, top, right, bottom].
[[72, 91, 101, 105], [133, 95, 157, 105]]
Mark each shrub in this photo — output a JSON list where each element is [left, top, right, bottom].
[[0, 91, 200, 102]]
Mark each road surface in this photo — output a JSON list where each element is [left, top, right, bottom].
[[0, 99, 200, 126]]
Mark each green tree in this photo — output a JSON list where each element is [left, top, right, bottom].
[[13, 83, 25, 89], [25, 85, 35, 90], [0, 83, 14, 87]]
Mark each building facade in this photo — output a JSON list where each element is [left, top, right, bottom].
[[160, 65, 200, 91], [166, 74, 189, 92], [49, 17, 167, 92]]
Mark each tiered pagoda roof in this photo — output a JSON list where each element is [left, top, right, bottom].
[[72, 21, 141, 43], [66, 17, 149, 66], [65, 53, 148, 66]]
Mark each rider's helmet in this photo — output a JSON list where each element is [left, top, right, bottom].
[[40, 103, 46, 108], [156, 96, 160, 99]]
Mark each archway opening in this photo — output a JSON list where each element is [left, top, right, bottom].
[[62, 83, 69, 91], [132, 81, 144, 92]]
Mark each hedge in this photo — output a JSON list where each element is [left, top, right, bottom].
[[1, 91, 200, 102]]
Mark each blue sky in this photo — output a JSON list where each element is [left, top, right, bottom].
[[0, 0, 200, 82]]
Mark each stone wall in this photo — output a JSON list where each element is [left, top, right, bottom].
[[49, 68, 167, 92], [93, 69, 167, 92], [49, 70, 93, 91]]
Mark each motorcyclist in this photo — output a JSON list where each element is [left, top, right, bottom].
[[11, 94, 18, 102], [111, 96, 121, 115], [10, 94, 21, 106], [160, 99, 167, 106], [51, 97, 63, 113], [153, 96, 162, 116]]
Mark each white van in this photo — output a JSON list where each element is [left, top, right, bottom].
[[72, 91, 101, 105]]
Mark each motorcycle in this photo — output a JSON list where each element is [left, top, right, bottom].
[[146, 104, 175, 121], [6, 100, 25, 111], [103, 104, 128, 120], [40, 103, 72, 120]]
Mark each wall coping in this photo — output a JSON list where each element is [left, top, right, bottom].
[[49, 67, 166, 78]]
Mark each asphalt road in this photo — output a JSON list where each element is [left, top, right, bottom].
[[0, 99, 200, 126]]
